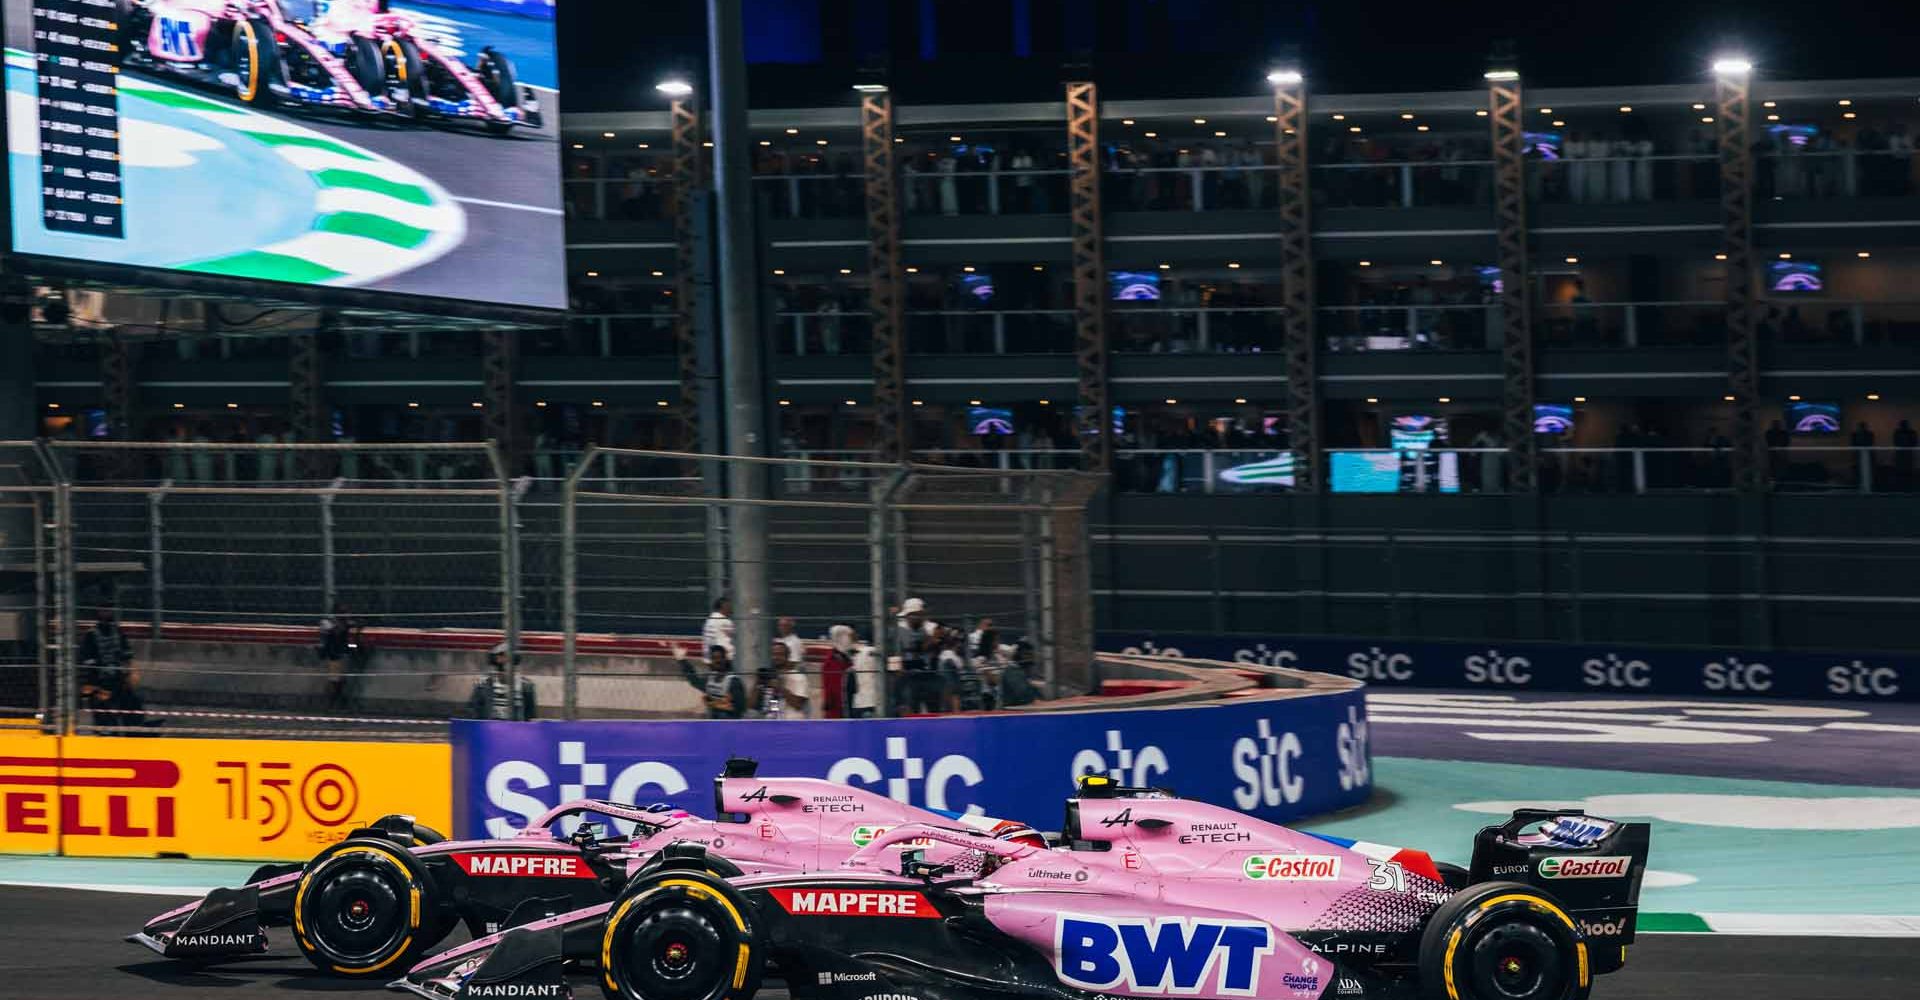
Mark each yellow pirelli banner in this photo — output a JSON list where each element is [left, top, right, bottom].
[[0, 730, 450, 860]]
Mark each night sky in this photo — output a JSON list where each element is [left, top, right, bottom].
[[559, 1, 1920, 112]]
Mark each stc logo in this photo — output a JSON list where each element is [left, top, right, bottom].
[[1346, 647, 1415, 682], [485, 741, 689, 838], [827, 736, 984, 815], [1233, 644, 1298, 668], [1070, 729, 1170, 788], [1701, 656, 1772, 693], [1827, 661, 1900, 697], [1055, 915, 1275, 996], [1337, 705, 1370, 792], [1119, 641, 1187, 659], [0, 755, 178, 839], [1230, 719, 1302, 810], [1582, 654, 1652, 690], [1462, 649, 1532, 686]]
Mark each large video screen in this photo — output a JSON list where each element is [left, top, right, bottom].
[[7, 0, 563, 311]]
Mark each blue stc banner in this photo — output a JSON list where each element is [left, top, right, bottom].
[[451, 691, 1372, 839], [1100, 633, 1916, 702]]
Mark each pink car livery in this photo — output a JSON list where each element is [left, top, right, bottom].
[[117, 0, 537, 133], [130, 759, 1040, 979], [397, 777, 1649, 1000]]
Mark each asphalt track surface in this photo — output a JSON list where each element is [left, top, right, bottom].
[[3, 884, 1914, 1000]]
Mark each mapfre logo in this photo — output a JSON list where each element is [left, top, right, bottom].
[[0, 754, 178, 838], [451, 852, 593, 878], [768, 888, 939, 918]]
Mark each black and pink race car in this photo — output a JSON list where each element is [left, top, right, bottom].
[[129, 760, 1041, 979], [116, 0, 540, 133]]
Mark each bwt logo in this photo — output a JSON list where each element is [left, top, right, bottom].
[[155, 16, 201, 59], [1071, 730, 1169, 788], [1582, 654, 1652, 690], [1462, 649, 1532, 686], [484, 741, 688, 838], [1233, 644, 1298, 668], [1346, 647, 1414, 682], [1336, 705, 1370, 792], [1055, 915, 1275, 996], [1231, 719, 1302, 810], [1, 756, 178, 838], [1827, 661, 1900, 697], [1701, 656, 1771, 693], [828, 736, 984, 815]]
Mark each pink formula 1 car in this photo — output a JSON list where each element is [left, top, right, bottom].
[[129, 759, 1040, 979], [397, 776, 1649, 1000], [116, 0, 539, 132]]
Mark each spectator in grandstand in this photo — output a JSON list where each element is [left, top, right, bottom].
[[1852, 422, 1876, 449], [1894, 419, 1917, 490], [318, 601, 361, 709], [766, 640, 813, 719], [967, 618, 998, 666], [79, 607, 147, 733], [702, 597, 734, 652], [775, 616, 806, 670], [678, 643, 746, 719], [850, 636, 883, 718], [936, 627, 969, 713], [895, 597, 941, 714], [468, 643, 537, 720], [998, 638, 1041, 707], [822, 625, 855, 719]]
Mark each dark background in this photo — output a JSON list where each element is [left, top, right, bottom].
[[558, 0, 1920, 112]]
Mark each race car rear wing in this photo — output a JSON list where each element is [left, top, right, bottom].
[[1468, 808, 1652, 975]]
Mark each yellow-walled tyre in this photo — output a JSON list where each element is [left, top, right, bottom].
[[292, 838, 442, 978], [1418, 881, 1591, 1000], [600, 870, 762, 1000]]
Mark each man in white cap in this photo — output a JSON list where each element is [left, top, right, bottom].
[[895, 597, 941, 713]]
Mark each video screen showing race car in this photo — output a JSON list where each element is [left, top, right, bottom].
[[5, 0, 564, 311]]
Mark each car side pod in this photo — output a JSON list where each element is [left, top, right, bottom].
[[127, 885, 270, 960]]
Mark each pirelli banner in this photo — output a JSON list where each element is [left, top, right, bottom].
[[0, 731, 451, 860]]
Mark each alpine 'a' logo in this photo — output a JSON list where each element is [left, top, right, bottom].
[[767, 888, 940, 918], [451, 852, 594, 878]]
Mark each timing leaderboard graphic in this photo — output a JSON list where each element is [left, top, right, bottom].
[[5, 0, 564, 310]]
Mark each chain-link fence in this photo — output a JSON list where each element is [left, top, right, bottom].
[[8, 442, 1099, 736]]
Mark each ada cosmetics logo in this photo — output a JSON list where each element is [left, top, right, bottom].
[[826, 736, 984, 815], [1230, 719, 1303, 810], [1055, 914, 1276, 996], [1462, 649, 1532, 686], [1070, 729, 1170, 787], [1537, 856, 1630, 880]]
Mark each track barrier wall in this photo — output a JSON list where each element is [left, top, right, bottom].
[[450, 684, 1373, 839], [0, 731, 451, 860], [1103, 632, 1916, 702]]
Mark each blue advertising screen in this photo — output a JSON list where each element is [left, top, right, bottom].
[[5, 0, 564, 310]]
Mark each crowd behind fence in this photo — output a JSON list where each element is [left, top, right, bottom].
[[0, 442, 1095, 740]]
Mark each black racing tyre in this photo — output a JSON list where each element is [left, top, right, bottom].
[[292, 838, 443, 978], [229, 18, 285, 106], [1418, 881, 1590, 1000], [410, 823, 446, 846], [1435, 861, 1472, 891], [600, 871, 762, 1000], [346, 35, 386, 96], [383, 37, 427, 114], [474, 49, 519, 133]]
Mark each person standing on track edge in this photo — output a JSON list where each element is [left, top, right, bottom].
[[678, 642, 745, 719], [895, 597, 940, 714]]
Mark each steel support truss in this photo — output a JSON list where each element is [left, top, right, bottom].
[[670, 98, 702, 453], [482, 329, 517, 473], [863, 93, 907, 463], [1066, 81, 1111, 474], [288, 321, 326, 478], [1273, 82, 1318, 492], [1717, 75, 1761, 492], [1489, 80, 1537, 492]]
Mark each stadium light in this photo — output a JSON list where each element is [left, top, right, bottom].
[[1712, 56, 1753, 77], [655, 78, 695, 98], [1266, 68, 1303, 86], [1483, 69, 1519, 82], [852, 82, 888, 93]]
